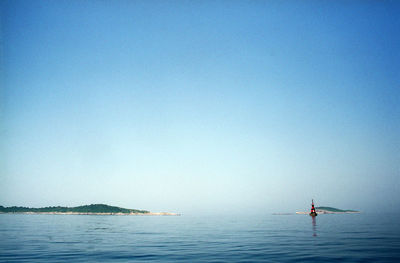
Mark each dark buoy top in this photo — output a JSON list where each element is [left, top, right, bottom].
[[310, 199, 318, 216]]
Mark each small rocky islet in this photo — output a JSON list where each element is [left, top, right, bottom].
[[296, 206, 360, 214]]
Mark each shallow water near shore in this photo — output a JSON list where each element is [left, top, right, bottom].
[[1, 213, 399, 262]]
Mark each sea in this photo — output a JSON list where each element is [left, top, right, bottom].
[[1, 213, 399, 262]]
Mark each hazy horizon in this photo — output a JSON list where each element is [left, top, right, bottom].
[[1, 1, 399, 214]]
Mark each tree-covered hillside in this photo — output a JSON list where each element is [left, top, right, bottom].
[[0, 204, 149, 214]]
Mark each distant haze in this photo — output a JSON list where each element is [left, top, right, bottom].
[[1, 1, 399, 214]]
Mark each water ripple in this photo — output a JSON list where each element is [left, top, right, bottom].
[[0, 214, 399, 262]]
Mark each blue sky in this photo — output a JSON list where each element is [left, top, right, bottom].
[[1, 0, 399, 214]]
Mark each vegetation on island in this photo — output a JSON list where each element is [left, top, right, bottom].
[[316, 206, 359, 213], [0, 204, 149, 214]]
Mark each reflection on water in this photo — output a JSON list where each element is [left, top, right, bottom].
[[312, 216, 317, 237]]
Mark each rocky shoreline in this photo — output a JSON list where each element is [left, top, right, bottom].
[[0, 212, 180, 216], [0, 204, 180, 216], [295, 210, 360, 214]]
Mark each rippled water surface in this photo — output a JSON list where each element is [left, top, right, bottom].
[[1, 213, 399, 262]]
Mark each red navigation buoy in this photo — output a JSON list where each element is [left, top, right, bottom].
[[310, 199, 318, 216]]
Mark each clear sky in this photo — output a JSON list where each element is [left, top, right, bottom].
[[1, 0, 399, 214]]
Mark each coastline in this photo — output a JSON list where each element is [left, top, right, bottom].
[[296, 210, 360, 214], [0, 212, 180, 216]]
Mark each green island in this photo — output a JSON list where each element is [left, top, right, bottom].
[[0, 204, 178, 216], [296, 206, 359, 214], [315, 206, 359, 213]]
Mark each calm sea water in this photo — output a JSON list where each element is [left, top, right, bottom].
[[1, 213, 399, 262]]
